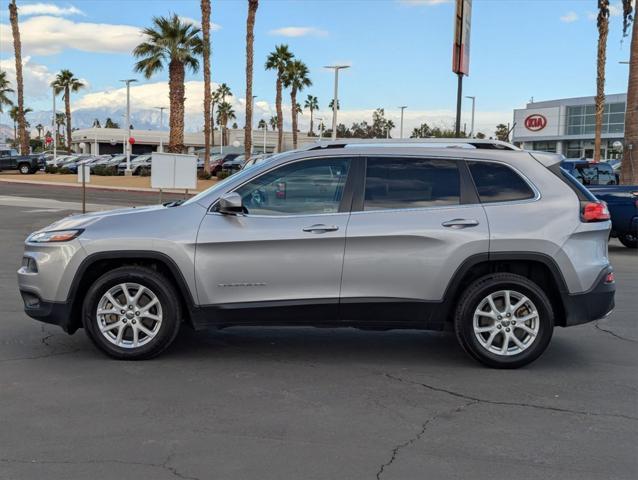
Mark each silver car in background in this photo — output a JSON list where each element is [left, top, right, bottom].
[[17, 139, 615, 367]]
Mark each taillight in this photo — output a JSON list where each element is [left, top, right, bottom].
[[604, 272, 615, 284], [581, 201, 610, 222]]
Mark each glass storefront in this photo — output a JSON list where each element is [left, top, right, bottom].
[[564, 139, 623, 159], [566, 102, 625, 136]]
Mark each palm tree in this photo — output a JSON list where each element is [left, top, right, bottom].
[[134, 14, 203, 153], [8, 1, 29, 154], [35, 123, 43, 139], [201, 0, 212, 173], [269, 115, 277, 131], [244, 0, 259, 159], [9, 105, 31, 142], [104, 117, 119, 128], [385, 119, 395, 138], [265, 44, 294, 151], [282, 60, 312, 149], [92, 118, 101, 128], [258, 119, 267, 130], [621, 0, 636, 183], [593, 1, 610, 163], [209, 89, 221, 149], [216, 101, 236, 145], [51, 70, 85, 152], [328, 99, 340, 111], [0, 70, 13, 113], [304, 95, 319, 136], [215, 83, 232, 103], [55, 112, 65, 146]]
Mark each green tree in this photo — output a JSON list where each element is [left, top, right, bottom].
[[475, 132, 486, 139], [35, 123, 43, 139], [269, 115, 277, 131], [410, 123, 432, 138], [92, 118, 101, 128], [0, 70, 13, 113], [134, 14, 203, 152], [216, 101, 236, 145], [55, 112, 65, 146], [304, 94, 319, 136], [265, 44, 294, 151], [9, 105, 31, 142], [494, 124, 509, 142], [104, 117, 119, 128], [258, 119, 267, 130], [51, 69, 85, 151], [328, 99, 340, 110], [283, 59, 312, 148]]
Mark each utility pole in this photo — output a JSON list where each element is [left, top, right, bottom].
[[465, 95, 475, 138], [155, 106, 166, 152], [120, 79, 137, 175], [398, 106, 407, 139], [324, 65, 349, 140], [51, 87, 57, 163]]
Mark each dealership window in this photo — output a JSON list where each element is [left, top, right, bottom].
[[531, 141, 557, 153], [567, 102, 625, 135], [565, 141, 582, 158]]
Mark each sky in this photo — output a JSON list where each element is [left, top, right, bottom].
[[0, 0, 634, 137]]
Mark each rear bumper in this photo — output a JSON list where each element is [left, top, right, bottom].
[[561, 267, 615, 327], [20, 290, 76, 333]]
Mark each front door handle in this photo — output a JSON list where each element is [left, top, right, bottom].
[[302, 224, 339, 233], [441, 218, 479, 228]]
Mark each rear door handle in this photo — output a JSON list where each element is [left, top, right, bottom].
[[302, 224, 339, 233], [441, 218, 479, 228]]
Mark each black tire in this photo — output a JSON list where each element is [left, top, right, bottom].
[[454, 273, 554, 369], [18, 163, 31, 175], [82, 266, 182, 360], [618, 233, 638, 249]]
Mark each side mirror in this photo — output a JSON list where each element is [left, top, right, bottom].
[[217, 192, 244, 215]]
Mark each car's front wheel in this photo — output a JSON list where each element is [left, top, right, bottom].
[[18, 163, 32, 174], [82, 266, 182, 360], [618, 233, 637, 249], [454, 273, 554, 368]]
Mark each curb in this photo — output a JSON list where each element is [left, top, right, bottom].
[[0, 177, 202, 195]]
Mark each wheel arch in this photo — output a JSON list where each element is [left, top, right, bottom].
[[440, 252, 569, 327], [66, 251, 197, 333]]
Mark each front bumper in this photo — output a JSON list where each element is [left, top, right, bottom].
[[561, 267, 615, 327], [20, 290, 76, 333]]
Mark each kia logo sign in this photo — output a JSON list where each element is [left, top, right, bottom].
[[524, 114, 547, 132]]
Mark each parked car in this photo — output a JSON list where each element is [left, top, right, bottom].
[[91, 154, 132, 173], [18, 140, 615, 367], [562, 159, 618, 185], [197, 155, 225, 175], [117, 154, 152, 175], [242, 154, 273, 170], [64, 155, 99, 173], [0, 148, 45, 174], [588, 185, 638, 248], [221, 154, 246, 173]]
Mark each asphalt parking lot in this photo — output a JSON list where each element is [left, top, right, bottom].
[[1, 184, 636, 480]]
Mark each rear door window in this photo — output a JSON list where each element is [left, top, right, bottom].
[[467, 161, 535, 203], [363, 157, 460, 210]]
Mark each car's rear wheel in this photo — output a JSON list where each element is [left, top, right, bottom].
[[82, 266, 181, 360], [454, 273, 554, 368], [618, 233, 637, 249]]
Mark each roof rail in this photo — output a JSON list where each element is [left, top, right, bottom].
[[303, 138, 520, 151]]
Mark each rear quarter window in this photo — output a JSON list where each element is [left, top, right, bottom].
[[467, 161, 535, 203]]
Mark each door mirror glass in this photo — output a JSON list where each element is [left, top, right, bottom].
[[217, 192, 244, 215]]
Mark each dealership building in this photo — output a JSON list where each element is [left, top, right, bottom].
[[511, 93, 626, 160]]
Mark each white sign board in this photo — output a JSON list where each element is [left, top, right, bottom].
[[77, 163, 91, 183], [512, 106, 561, 139], [151, 152, 197, 190]]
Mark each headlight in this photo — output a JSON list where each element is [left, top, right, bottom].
[[28, 229, 83, 243]]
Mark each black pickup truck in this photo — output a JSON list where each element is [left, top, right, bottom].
[[0, 148, 45, 174]]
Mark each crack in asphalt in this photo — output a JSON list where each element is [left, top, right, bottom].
[[375, 401, 476, 479], [0, 348, 87, 363], [40, 324, 55, 346], [594, 321, 638, 343], [385, 373, 638, 421], [0, 454, 200, 480]]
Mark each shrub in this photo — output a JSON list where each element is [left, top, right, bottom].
[[138, 167, 151, 177], [45, 165, 58, 174], [216, 170, 231, 180], [197, 170, 212, 180], [58, 167, 72, 175], [93, 165, 117, 176]]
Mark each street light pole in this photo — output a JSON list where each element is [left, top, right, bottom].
[[251, 95, 257, 155], [51, 87, 57, 163], [324, 65, 350, 141], [120, 79, 137, 175], [155, 106, 166, 152], [398, 106, 407, 139], [465, 95, 475, 138], [316, 116, 323, 144]]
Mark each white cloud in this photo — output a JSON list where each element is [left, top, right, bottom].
[[560, 11, 579, 23], [399, 0, 452, 6], [178, 16, 222, 31], [0, 56, 57, 100], [0, 16, 144, 55], [269, 27, 328, 38], [18, 2, 84, 17]]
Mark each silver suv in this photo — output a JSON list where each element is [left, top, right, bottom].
[[17, 140, 615, 367]]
